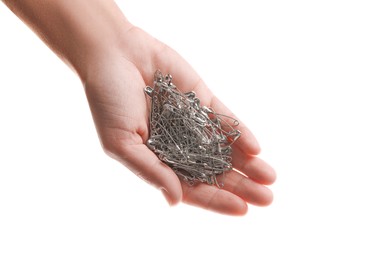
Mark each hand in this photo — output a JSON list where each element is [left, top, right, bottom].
[[83, 27, 276, 215], [3, 0, 275, 215]]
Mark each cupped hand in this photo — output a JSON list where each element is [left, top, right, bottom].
[[83, 27, 276, 215]]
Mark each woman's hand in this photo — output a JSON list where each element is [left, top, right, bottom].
[[2, 0, 275, 215], [84, 27, 276, 215]]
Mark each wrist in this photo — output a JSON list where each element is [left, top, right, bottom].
[[58, 2, 133, 82], [73, 20, 134, 84], [81, 26, 162, 87], [3, 0, 133, 83]]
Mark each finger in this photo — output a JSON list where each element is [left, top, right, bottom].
[[218, 170, 273, 206], [209, 96, 261, 155], [181, 182, 248, 216], [116, 144, 183, 205], [232, 149, 277, 185]]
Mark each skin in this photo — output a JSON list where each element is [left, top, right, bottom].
[[2, 0, 276, 215]]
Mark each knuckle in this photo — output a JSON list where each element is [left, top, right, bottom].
[[100, 137, 127, 159]]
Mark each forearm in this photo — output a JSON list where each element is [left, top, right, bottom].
[[2, 0, 132, 80]]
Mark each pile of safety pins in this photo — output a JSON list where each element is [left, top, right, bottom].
[[144, 70, 241, 187]]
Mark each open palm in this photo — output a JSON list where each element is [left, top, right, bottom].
[[83, 27, 276, 215]]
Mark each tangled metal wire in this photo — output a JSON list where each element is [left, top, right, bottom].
[[144, 70, 241, 187]]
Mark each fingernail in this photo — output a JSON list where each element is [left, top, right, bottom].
[[161, 188, 173, 206]]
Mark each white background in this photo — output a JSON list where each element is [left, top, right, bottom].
[[1, 0, 390, 259]]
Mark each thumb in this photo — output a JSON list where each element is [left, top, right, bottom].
[[114, 144, 183, 205]]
